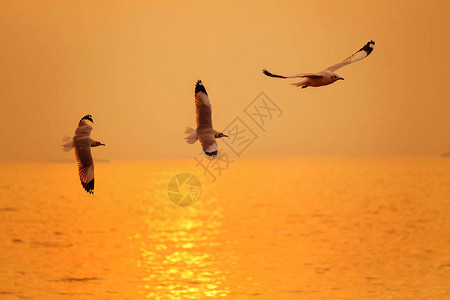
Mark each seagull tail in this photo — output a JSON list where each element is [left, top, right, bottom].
[[184, 127, 198, 144], [61, 136, 74, 152]]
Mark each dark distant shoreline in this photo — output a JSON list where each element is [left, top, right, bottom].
[[48, 159, 110, 163]]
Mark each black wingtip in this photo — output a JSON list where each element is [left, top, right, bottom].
[[205, 150, 218, 157], [81, 179, 94, 194], [195, 80, 207, 95], [81, 114, 94, 123], [262, 69, 271, 76], [361, 40, 375, 56], [262, 69, 286, 79]]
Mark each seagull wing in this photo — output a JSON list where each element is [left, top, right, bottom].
[[199, 135, 218, 157], [73, 115, 95, 194], [74, 115, 93, 139], [325, 40, 375, 72], [75, 144, 95, 194], [194, 80, 218, 157], [262, 69, 322, 79], [195, 80, 213, 131]]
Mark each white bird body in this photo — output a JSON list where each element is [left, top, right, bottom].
[[263, 40, 375, 88], [184, 80, 228, 157], [290, 70, 339, 87], [62, 114, 105, 194]]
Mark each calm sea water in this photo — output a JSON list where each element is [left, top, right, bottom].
[[0, 158, 449, 299]]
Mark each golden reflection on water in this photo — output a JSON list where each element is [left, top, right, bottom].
[[1, 159, 449, 299], [132, 210, 231, 299]]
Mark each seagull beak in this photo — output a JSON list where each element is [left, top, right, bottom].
[[223, 134, 228, 137], [339, 77, 344, 80], [100, 143, 106, 146]]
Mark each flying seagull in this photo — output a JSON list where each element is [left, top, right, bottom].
[[184, 80, 228, 157], [61, 114, 105, 194], [263, 40, 375, 88]]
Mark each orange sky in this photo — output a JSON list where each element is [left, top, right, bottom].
[[0, 0, 449, 160]]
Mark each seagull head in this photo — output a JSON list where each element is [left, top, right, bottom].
[[91, 141, 106, 147], [215, 132, 228, 139], [331, 74, 344, 82]]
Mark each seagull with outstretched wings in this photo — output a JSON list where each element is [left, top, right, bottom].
[[61, 115, 105, 194], [184, 80, 228, 157], [263, 40, 375, 88]]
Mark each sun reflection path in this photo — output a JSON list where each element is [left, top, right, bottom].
[[130, 209, 233, 299]]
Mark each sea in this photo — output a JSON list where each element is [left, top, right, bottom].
[[0, 157, 449, 299]]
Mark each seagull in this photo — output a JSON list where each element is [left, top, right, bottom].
[[184, 80, 228, 157], [61, 114, 105, 194], [262, 40, 375, 88]]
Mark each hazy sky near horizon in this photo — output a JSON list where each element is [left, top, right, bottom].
[[1, 0, 449, 160]]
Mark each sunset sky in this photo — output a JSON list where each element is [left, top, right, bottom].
[[1, 0, 449, 160]]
